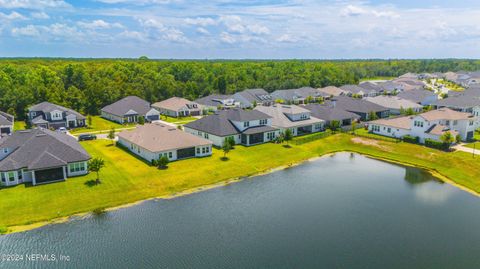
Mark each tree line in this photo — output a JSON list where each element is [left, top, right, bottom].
[[1, 58, 479, 120]]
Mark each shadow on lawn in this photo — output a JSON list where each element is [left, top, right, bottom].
[[220, 157, 230, 161], [84, 179, 100, 187]]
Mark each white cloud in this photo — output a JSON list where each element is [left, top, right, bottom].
[[196, 27, 210, 35], [276, 34, 297, 43], [12, 25, 40, 36], [220, 31, 235, 44], [247, 24, 270, 35], [162, 28, 187, 42], [30, 12, 50, 19], [185, 17, 217, 27], [0, 11, 25, 20], [0, 0, 70, 9], [77, 20, 123, 30], [341, 5, 367, 17]]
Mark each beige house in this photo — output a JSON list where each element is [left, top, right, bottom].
[[118, 123, 212, 163], [152, 97, 202, 117]]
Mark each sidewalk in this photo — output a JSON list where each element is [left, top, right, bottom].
[[453, 143, 480, 156]]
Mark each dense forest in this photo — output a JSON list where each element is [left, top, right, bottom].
[[1, 59, 480, 119]]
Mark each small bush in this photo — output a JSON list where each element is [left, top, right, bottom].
[[425, 138, 449, 150], [93, 208, 106, 215], [0, 226, 7, 234], [403, 135, 419, 144]]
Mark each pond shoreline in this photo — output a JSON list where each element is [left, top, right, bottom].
[[3, 149, 478, 236]]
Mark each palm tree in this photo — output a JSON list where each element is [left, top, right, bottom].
[[88, 158, 105, 185]]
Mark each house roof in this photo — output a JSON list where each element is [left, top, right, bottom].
[[195, 94, 233, 107], [365, 96, 423, 110], [235, 89, 272, 103], [369, 116, 412, 130], [152, 97, 200, 111], [0, 128, 90, 171], [418, 108, 473, 121], [271, 87, 328, 101], [340, 85, 368, 95], [242, 125, 277, 135], [0, 111, 13, 126], [184, 109, 273, 137], [29, 101, 86, 120], [317, 86, 348, 96], [118, 123, 212, 153], [31, 116, 49, 124], [254, 105, 324, 128], [359, 82, 382, 92], [303, 104, 361, 122], [324, 96, 389, 114], [397, 89, 437, 103], [433, 95, 480, 108], [101, 96, 153, 117], [425, 124, 458, 137]]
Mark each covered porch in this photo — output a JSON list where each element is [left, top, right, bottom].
[[240, 125, 278, 146]]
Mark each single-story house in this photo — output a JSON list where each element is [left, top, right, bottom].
[[397, 89, 438, 106], [195, 94, 239, 111], [317, 86, 349, 97], [358, 82, 382, 96], [323, 96, 390, 120], [118, 123, 212, 163], [369, 108, 476, 143], [303, 104, 361, 127], [0, 111, 14, 136], [184, 109, 279, 147], [340, 85, 377, 97], [365, 96, 424, 115], [232, 89, 273, 108], [254, 105, 325, 136], [152, 97, 203, 117], [271, 87, 328, 104], [28, 102, 86, 130], [101, 96, 160, 124], [0, 128, 90, 187]]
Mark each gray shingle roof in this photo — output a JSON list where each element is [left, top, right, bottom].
[[433, 95, 480, 108], [324, 96, 388, 114], [0, 128, 90, 171], [0, 111, 13, 126], [303, 104, 361, 122], [236, 89, 272, 103], [29, 102, 86, 120], [340, 85, 370, 95], [184, 109, 272, 137], [397, 90, 437, 103], [195, 94, 233, 107], [101, 96, 152, 117]]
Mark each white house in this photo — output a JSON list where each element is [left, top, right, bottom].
[[152, 97, 203, 117], [101, 96, 160, 124], [369, 108, 476, 143], [117, 123, 212, 163]]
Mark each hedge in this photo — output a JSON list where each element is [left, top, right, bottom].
[[402, 135, 419, 144], [424, 138, 449, 150]]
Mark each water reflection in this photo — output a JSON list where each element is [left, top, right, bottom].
[[404, 166, 443, 185]]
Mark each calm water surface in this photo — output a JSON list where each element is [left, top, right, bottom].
[[1, 153, 480, 269]]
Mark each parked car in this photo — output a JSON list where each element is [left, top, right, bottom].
[[58, 127, 67, 133], [78, 134, 97, 141]]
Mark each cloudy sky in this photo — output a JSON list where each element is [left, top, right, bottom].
[[1, 0, 480, 59]]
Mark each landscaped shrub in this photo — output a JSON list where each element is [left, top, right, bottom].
[[0, 226, 8, 234], [403, 135, 419, 144], [425, 138, 449, 151]]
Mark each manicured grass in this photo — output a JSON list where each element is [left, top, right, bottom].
[[1, 134, 480, 230], [353, 128, 400, 142], [13, 120, 27, 131], [70, 116, 130, 134], [160, 115, 198, 124]]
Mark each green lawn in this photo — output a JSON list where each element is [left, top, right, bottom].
[[1, 134, 480, 232], [13, 120, 27, 131], [70, 116, 130, 134], [160, 115, 198, 124]]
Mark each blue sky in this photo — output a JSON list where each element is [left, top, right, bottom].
[[0, 0, 479, 59]]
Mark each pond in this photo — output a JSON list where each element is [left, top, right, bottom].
[[1, 153, 480, 268]]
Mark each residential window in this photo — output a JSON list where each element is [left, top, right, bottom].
[[204, 133, 209, 139], [17, 170, 22, 180], [470, 120, 474, 126], [202, 147, 206, 154], [387, 128, 391, 133], [244, 121, 250, 128], [197, 148, 200, 154], [8, 171, 15, 182], [445, 120, 450, 125], [1, 173, 5, 182], [206, 147, 210, 153], [259, 119, 267, 125], [453, 120, 458, 126], [169, 152, 173, 158]]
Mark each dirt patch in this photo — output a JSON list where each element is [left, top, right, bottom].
[[351, 137, 391, 151]]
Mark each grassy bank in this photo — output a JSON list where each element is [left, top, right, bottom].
[[70, 116, 129, 134], [1, 134, 480, 232]]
